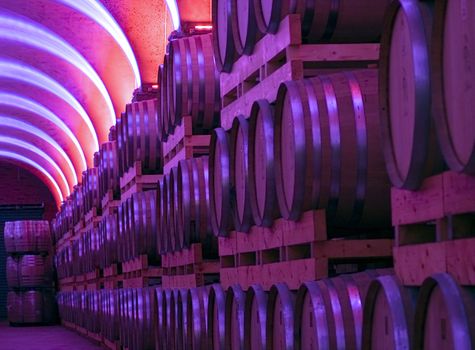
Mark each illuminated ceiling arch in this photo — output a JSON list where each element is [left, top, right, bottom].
[[0, 117, 78, 184], [0, 0, 175, 205], [0, 137, 70, 198], [0, 150, 64, 205], [0, 60, 100, 150]]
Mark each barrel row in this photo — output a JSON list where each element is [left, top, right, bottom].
[[57, 269, 392, 350], [380, 0, 475, 190], [6, 255, 53, 288], [213, 0, 392, 72], [158, 33, 220, 140], [210, 70, 391, 236], [7, 290, 57, 325], [116, 98, 162, 178], [364, 272, 475, 350], [4, 220, 51, 254]]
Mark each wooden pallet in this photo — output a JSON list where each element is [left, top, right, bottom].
[[161, 243, 220, 289], [84, 208, 102, 232], [73, 219, 85, 236], [162, 115, 211, 175], [219, 209, 393, 290], [393, 171, 475, 285], [101, 189, 121, 216], [56, 229, 74, 251], [103, 338, 120, 350], [120, 161, 162, 201], [219, 14, 379, 130], [121, 255, 162, 288]]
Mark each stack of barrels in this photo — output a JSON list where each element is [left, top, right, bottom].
[[98, 126, 120, 201], [158, 32, 221, 141], [116, 98, 162, 177], [4, 220, 57, 325], [212, 0, 392, 72]]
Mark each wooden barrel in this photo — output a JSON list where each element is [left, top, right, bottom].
[[244, 284, 268, 350], [19, 254, 53, 288], [99, 140, 120, 199], [169, 167, 181, 252], [380, 0, 445, 190], [266, 283, 295, 350], [208, 284, 226, 350], [158, 59, 170, 141], [72, 185, 84, 225], [7, 291, 22, 323], [157, 177, 168, 254], [431, 0, 475, 174], [177, 156, 215, 250], [294, 271, 392, 350], [139, 288, 156, 350], [231, 0, 259, 56], [249, 99, 279, 227], [82, 167, 101, 213], [117, 203, 125, 263], [133, 190, 158, 260], [253, 0, 295, 33], [8, 290, 56, 324], [187, 287, 210, 350], [275, 70, 390, 228], [126, 196, 137, 260], [105, 212, 119, 266], [165, 289, 177, 350], [230, 116, 254, 232], [6, 256, 19, 287], [168, 34, 220, 131], [177, 288, 191, 349], [362, 275, 417, 350], [155, 288, 167, 350], [209, 127, 233, 236], [7, 220, 51, 253], [414, 273, 475, 350], [213, 0, 236, 72], [225, 285, 246, 350], [119, 290, 128, 347]]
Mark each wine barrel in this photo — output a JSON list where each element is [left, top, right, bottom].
[[82, 167, 101, 213], [8, 290, 56, 324], [225, 285, 246, 350], [19, 254, 53, 288], [253, 0, 294, 33], [6, 256, 19, 287], [414, 273, 475, 350], [72, 184, 84, 225], [177, 157, 213, 248], [158, 59, 169, 141], [139, 288, 156, 350], [231, 0, 259, 55], [168, 34, 220, 130], [157, 176, 168, 254], [431, 0, 475, 174], [230, 116, 254, 232], [117, 203, 125, 263], [244, 284, 268, 350], [249, 99, 279, 227], [380, 0, 445, 190], [105, 212, 119, 266], [133, 190, 158, 259], [177, 288, 191, 349], [165, 289, 177, 350], [213, 0, 236, 72], [119, 290, 128, 347], [99, 140, 120, 199], [116, 115, 126, 177], [275, 70, 390, 227], [187, 287, 210, 350], [155, 288, 167, 350], [362, 275, 417, 350], [6, 220, 51, 253], [208, 284, 226, 350], [7, 292, 22, 323], [266, 283, 295, 350], [210, 127, 233, 237], [169, 167, 181, 252]]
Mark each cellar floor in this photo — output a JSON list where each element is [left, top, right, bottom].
[[0, 321, 100, 350]]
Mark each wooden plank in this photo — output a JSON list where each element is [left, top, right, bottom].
[[391, 174, 444, 226], [446, 238, 475, 285], [443, 171, 475, 215], [393, 243, 447, 286]]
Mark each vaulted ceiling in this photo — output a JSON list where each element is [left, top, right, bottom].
[[0, 0, 178, 206]]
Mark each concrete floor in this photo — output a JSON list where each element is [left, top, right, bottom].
[[0, 321, 100, 350]]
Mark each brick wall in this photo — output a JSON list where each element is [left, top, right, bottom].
[[0, 161, 57, 220]]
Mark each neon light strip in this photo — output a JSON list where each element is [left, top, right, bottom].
[[0, 60, 99, 151], [0, 136, 70, 197], [57, 0, 141, 88], [0, 150, 64, 203], [0, 116, 78, 184], [165, 0, 181, 30], [0, 92, 87, 169], [0, 13, 115, 125]]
